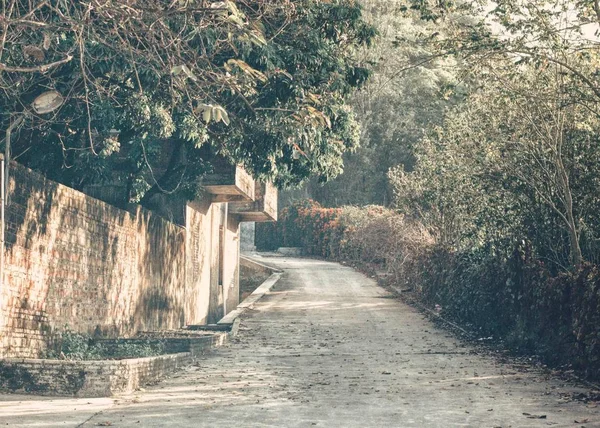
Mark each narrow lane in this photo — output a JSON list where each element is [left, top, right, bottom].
[[84, 256, 598, 427], [3, 256, 599, 427]]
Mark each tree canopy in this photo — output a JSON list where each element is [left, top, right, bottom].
[[296, 0, 600, 271], [383, 0, 600, 270], [0, 0, 375, 205], [304, 0, 477, 207]]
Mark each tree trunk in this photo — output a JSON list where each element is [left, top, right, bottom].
[[138, 140, 185, 207], [557, 154, 583, 268]]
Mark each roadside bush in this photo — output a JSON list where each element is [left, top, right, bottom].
[[256, 200, 342, 256], [393, 243, 600, 380], [45, 330, 166, 360], [256, 199, 600, 380], [295, 202, 342, 257], [257, 200, 433, 268]]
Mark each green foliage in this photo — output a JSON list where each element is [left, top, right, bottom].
[[387, 54, 600, 270], [346, 0, 600, 270], [0, 1, 376, 205], [45, 331, 94, 361], [308, 0, 467, 206], [417, 248, 600, 379], [45, 331, 166, 361]]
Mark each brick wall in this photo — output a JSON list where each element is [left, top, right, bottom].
[[0, 161, 242, 359], [1, 162, 188, 357]]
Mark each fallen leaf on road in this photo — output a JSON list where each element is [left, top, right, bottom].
[[523, 413, 547, 419]]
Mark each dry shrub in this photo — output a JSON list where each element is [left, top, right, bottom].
[[257, 200, 433, 270], [338, 206, 433, 286]]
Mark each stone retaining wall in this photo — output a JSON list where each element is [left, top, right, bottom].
[[0, 333, 229, 397]]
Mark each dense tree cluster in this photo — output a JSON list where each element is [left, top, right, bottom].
[[308, 0, 600, 271], [386, 0, 600, 270], [0, 0, 375, 206], [306, 0, 466, 205]]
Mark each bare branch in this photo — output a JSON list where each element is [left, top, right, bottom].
[[509, 49, 600, 102], [0, 55, 73, 73]]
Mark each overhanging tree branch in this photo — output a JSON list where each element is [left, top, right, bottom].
[[0, 55, 73, 73]]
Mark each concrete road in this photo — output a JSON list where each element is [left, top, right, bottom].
[[1, 256, 599, 427]]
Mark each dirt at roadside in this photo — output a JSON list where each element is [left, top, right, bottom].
[[239, 268, 271, 301]]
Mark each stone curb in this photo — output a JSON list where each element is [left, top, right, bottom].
[[240, 254, 283, 275], [218, 254, 283, 334], [218, 268, 283, 332]]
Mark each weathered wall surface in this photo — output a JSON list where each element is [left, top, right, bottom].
[[0, 162, 242, 358], [185, 200, 218, 326], [1, 162, 188, 358], [185, 202, 241, 325], [224, 215, 241, 317]]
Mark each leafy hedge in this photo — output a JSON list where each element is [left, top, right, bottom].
[[257, 200, 600, 380], [256, 200, 342, 256], [419, 248, 600, 378]]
